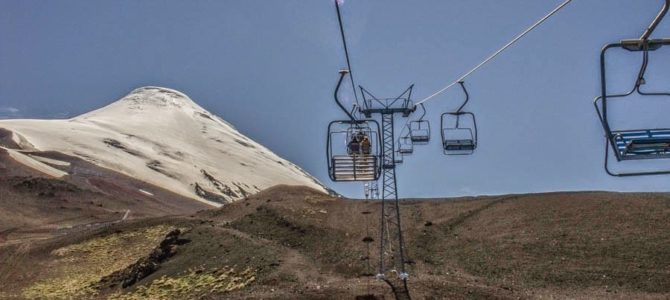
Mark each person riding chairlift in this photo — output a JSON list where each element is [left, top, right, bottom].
[[348, 134, 360, 155], [348, 131, 372, 155], [360, 135, 371, 155]]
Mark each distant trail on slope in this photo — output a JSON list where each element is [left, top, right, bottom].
[[443, 196, 514, 231], [121, 210, 131, 222]]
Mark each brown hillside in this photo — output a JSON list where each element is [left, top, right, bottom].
[[0, 148, 209, 246], [0, 185, 668, 299]]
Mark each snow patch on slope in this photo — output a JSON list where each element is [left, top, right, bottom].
[[0, 87, 327, 207]]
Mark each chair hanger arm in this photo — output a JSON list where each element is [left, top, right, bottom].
[[641, 0, 670, 40]]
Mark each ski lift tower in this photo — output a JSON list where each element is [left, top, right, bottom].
[[359, 85, 415, 299], [327, 70, 414, 299], [331, 1, 415, 298]]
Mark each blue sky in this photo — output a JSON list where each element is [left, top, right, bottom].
[[1, 0, 669, 198]]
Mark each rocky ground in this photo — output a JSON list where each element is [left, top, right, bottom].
[[1, 177, 669, 299]]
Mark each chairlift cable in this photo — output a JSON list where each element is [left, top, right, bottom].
[[415, 0, 573, 106], [335, 1, 361, 108]]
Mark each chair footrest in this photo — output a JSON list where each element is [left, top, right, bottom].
[[613, 129, 670, 160], [331, 155, 379, 182], [444, 139, 475, 151]]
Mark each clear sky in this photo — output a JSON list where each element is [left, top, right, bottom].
[[1, 0, 669, 198]]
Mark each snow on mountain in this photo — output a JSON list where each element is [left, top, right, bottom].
[[0, 87, 327, 206]]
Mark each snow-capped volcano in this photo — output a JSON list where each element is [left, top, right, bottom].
[[0, 87, 327, 206]]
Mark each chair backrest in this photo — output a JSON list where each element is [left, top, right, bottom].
[[327, 120, 381, 181]]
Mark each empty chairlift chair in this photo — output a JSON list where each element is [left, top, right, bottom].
[[398, 134, 414, 155], [441, 112, 477, 155], [327, 120, 382, 182], [394, 149, 404, 164], [409, 103, 431, 144], [593, 0, 670, 176], [441, 81, 478, 155]]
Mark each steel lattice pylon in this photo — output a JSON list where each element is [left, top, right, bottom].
[[377, 112, 411, 300], [329, 73, 414, 298]]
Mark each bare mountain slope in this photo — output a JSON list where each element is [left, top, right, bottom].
[[1, 187, 668, 299], [0, 87, 326, 206], [0, 145, 214, 245]]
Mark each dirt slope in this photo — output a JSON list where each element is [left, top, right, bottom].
[[1, 185, 668, 299], [0, 147, 210, 245]]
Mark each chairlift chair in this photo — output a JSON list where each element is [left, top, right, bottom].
[[441, 81, 478, 155], [328, 120, 382, 182], [398, 135, 414, 155], [594, 0, 670, 176], [394, 150, 404, 164], [441, 113, 477, 155], [327, 69, 382, 182], [409, 103, 431, 144]]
